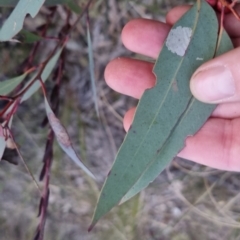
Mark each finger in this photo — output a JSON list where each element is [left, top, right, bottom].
[[123, 108, 240, 171], [121, 5, 240, 60], [124, 103, 240, 132], [106, 57, 240, 119], [178, 117, 240, 171], [167, 5, 240, 38], [190, 47, 240, 104], [105, 58, 155, 99], [212, 102, 240, 119], [121, 19, 171, 59], [166, 5, 190, 25], [123, 107, 136, 131]]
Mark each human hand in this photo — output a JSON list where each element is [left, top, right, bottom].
[[105, 5, 240, 171]]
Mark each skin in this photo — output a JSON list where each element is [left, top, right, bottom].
[[105, 4, 240, 171]]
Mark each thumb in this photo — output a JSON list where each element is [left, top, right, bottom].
[[190, 47, 240, 104]]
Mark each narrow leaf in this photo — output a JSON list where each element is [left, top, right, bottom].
[[0, 0, 45, 41], [19, 30, 42, 43], [44, 96, 95, 179], [44, 0, 69, 5], [0, 73, 27, 96], [0, 0, 68, 7], [120, 29, 234, 203], [66, 0, 81, 14], [90, 0, 219, 228], [0, 125, 6, 160], [21, 47, 63, 102], [87, 21, 99, 118], [0, 115, 15, 163]]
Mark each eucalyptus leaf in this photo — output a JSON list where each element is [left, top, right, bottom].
[[66, 0, 81, 14], [0, 0, 45, 41], [0, 0, 67, 7], [0, 73, 27, 96], [0, 125, 6, 160], [121, 29, 234, 203], [44, 97, 95, 179], [19, 30, 42, 43], [90, 0, 221, 229], [21, 47, 63, 102]]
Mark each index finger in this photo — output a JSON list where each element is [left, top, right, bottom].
[[121, 19, 171, 59], [122, 4, 240, 59]]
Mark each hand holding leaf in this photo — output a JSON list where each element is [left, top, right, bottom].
[[90, 0, 238, 229]]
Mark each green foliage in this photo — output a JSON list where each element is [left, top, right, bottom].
[[0, 0, 82, 41], [0, 73, 28, 95], [21, 47, 64, 102], [121, 29, 234, 204], [0, 0, 45, 41], [19, 30, 42, 43], [0, 0, 68, 7], [66, 0, 82, 13], [90, 0, 233, 228]]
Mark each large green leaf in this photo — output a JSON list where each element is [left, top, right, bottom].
[[120, 30, 234, 203], [0, 0, 45, 41], [90, 0, 220, 229]]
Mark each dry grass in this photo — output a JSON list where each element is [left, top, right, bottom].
[[0, 1, 240, 239]]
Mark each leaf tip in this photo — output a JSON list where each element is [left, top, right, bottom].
[[88, 222, 96, 232], [107, 170, 111, 177], [89, 171, 96, 180]]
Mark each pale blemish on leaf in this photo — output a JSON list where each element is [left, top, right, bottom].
[[196, 57, 204, 60], [48, 113, 71, 147], [166, 26, 192, 56], [172, 80, 178, 92]]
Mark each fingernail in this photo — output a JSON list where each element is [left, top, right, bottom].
[[191, 66, 235, 102]]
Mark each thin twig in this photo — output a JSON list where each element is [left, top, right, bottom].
[[8, 129, 41, 196]]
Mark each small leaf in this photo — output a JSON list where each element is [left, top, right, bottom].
[[44, 0, 69, 5], [0, 0, 68, 7], [21, 47, 63, 102], [0, 73, 28, 96], [90, 0, 221, 229], [0, 125, 6, 160], [0, 0, 45, 41], [44, 96, 95, 179], [19, 30, 42, 43], [66, 0, 81, 14]]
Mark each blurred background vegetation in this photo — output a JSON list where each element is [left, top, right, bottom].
[[1, 0, 240, 239]]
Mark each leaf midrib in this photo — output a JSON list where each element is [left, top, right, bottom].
[[119, 1, 201, 180]]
